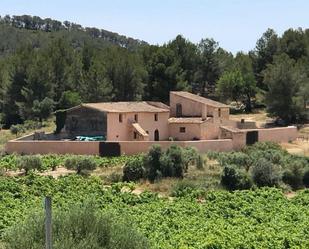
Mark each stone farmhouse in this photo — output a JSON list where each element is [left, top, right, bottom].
[[6, 91, 298, 156]]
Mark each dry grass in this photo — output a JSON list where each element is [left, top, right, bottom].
[[281, 126, 309, 156], [0, 120, 55, 153], [230, 109, 270, 127]]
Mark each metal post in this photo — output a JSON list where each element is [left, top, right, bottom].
[[45, 196, 52, 249]]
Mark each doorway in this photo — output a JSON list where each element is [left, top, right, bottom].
[[154, 129, 159, 141], [246, 131, 258, 145]]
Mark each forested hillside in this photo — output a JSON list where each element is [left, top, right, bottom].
[[0, 15, 308, 128]]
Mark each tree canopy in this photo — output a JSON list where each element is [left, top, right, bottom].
[[0, 15, 308, 127]]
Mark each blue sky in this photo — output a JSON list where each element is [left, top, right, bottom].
[[1, 0, 308, 53]]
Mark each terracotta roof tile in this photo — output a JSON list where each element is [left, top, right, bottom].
[[70, 101, 170, 113], [171, 91, 229, 108]]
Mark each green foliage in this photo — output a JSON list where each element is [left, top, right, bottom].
[[16, 155, 42, 175], [303, 169, 309, 188], [170, 180, 203, 198], [123, 157, 144, 182], [251, 158, 281, 187], [54, 110, 67, 133], [9, 125, 25, 137], [282, 162, 304, 190], [64, 155, 96, 174], [263, 53, 308, 123], [221, 165, 252, 190], [3, 202, 149, 249], [57, 91, 82, 110], [0, 154, 141, 172], [160, 145, 186, 178], [1, 175, 309, 248], [214, 142, 308, 190], [144, 145, 163, 182], [182, 146, 203, 170], [32, 97, 54, 122]]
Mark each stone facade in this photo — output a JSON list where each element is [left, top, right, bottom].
[[5, 91, 299, 155]]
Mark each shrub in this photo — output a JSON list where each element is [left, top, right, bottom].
[[218, 152, 251, 170], [221, 165, 252, 191], [144, 145, 163, 182], [196, 155, 205, 170], [23, 120, 41, 130], [160, 145, 185, 178], [64, 155, 96, 174], [251, 158, 281, 187], [303, 169, 309, 188], [183, 147, 199, 169], [171, 180, 202, 198], [106, 172, 123, 183], [3, 202, 149, 249], [10, 124, 25, 137], [123, 158, 144, 182], [16, 155, 42, 175], [282, 162, 304, 190]]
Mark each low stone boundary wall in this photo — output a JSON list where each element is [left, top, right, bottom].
[[5, 140, 100, 155], [119, 139, 234, 155], [5, 139, 234, 155], [5, 126, 298, 156], [257, 126, 298, 143]]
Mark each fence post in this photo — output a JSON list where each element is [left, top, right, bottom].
[[45, 196, 52, 249]]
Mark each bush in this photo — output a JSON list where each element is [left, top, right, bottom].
[[221, 165, 252, 191], [183, 147, 198, 169], [16, 155, 42, 175], [123, 158, 144, 182], [196, 155, 205, 170], [251, 158, 281, 187], [171, 180, 202, 198], [282, 162, 304, 190], [10, 124, 25, 137], [23, 120, 42, 130], [160, 145, 185, 178], [64, 155, 96, 174], [144, 145, 163, 182], [3, 202, 149, 249], [217, 152, 251, 170], [303, 169, 309, 188]]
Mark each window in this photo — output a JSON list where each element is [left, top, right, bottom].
[[134, 132, 137, 139], [134, 114, 138, 122], [119, 114, 123, 123], [218, 108, 221, 118], [176, 103, 182, 117], [179, 127, 186, 133], [154, 113, 158, 121]]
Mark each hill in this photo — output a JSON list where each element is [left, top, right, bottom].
[[0, 14, 147, 56]]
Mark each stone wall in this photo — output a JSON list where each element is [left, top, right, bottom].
[[6, 138, 234, 155], [65, 107, 107, 138], [5, 126, 298, 156]]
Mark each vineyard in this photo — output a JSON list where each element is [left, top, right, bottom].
[[0, 154, 141, 172], [1, 174, 309, 249], [1, 143, 309, 248]]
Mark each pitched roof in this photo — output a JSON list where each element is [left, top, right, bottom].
[[171, 91, 229, 108], [69, 101, 170, 113], [168, 117, 209, 124]]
